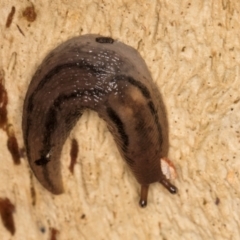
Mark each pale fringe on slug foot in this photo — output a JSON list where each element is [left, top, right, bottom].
[[160, 157, 177, 180]]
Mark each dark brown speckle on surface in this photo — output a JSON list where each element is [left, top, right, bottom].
[[0, 70, 8, 129], [22, 5, 37, 22], [50, 227, 59, 240], [0, 70, 21, 164], [16, 24, 25, 36], [5, 6, 16, 28], [30, 173, 36, 206], [0, 198, 15, 235], [215, 197, 220, 205], [7, 125, 21, 165], [69, 138, 79, 174]]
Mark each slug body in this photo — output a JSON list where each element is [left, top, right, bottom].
[[22, 34, 177, 206]]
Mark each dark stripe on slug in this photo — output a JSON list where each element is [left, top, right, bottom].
[[148, 101, 156, 117], [25, 63, 108, 156], [112, 75, 151, 99], [148, 101, 163, 144], [27, 62, 108, 114], [126, 77, 151, 99], [53, 89, 106, 110], [36, 87, 101, 166], [24, 120, 31, 156], [35, 106, 62, 189], [124, 155, 134, 165], [96, 37, 114, 44], [34, 88, 105, 167], [27, 95, 34, 113], [64, 109, 83, 127], [35, 156, 50, 165], [36, 107, 58, 165], [45, 108, 58, 136], [106, 107, 129, 151]]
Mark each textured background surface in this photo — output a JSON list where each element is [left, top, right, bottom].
[[1, 0, 240, 239]]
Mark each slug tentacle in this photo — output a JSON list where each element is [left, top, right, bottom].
[[22, 34, 177, 205]]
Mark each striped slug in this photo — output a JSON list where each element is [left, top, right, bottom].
[[22, 34, 177, 207]]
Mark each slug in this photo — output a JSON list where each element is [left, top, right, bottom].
[[22, 34, 177, 207]]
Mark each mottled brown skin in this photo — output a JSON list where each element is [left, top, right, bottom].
[[22, 34, 177, 207]]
